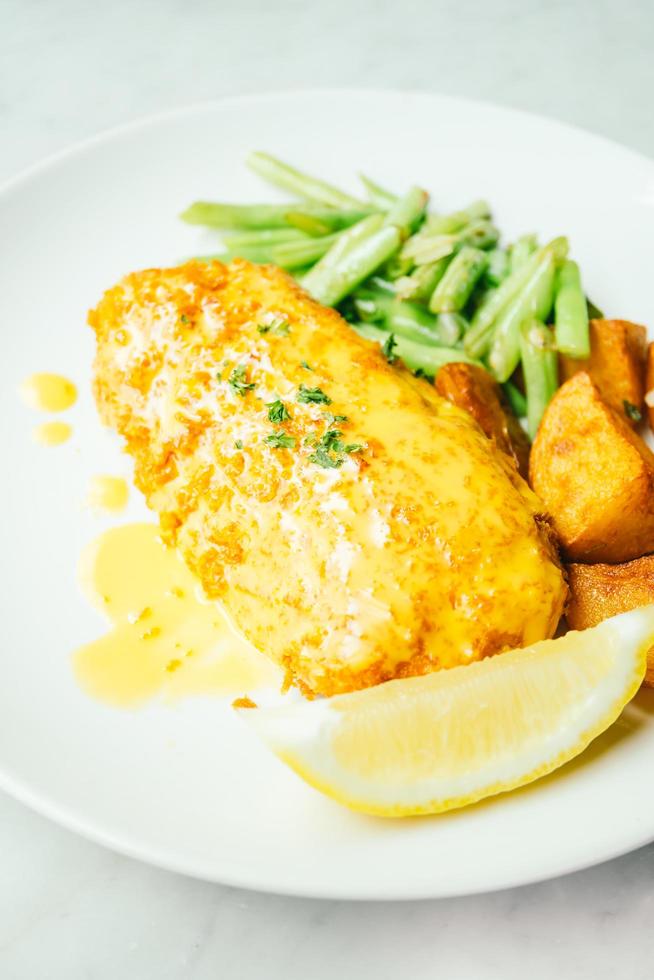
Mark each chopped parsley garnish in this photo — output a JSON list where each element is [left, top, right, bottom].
[[309, 446, 343, 469], [267, 399, 291, 424], [264, 431, 296, 449], [413, 367, 434, 382], [624, 400, 642, 422], [257, 317, 290, 336], [228, 363, 256, 397], [180, 314, 189, 324], [382, 333, 398, 363], [234, 439, 243, 449], [297, 384, 332, 405], [320, 428, 345, 452], [307, 427, 364, 468], [322, 412, 348, 425], [300, 360, 313, 371]]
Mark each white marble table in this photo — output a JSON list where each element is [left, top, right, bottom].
[[2, 1, 654, 976]]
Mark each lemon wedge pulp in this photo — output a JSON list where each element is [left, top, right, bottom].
[[240, 607, 654, 816]]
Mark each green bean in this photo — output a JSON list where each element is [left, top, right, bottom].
[[402, 232, 456, 265], [197, 231, 330, 266], [284, 209, 374, 234], [485, 248, 510, 287], [283, 212, 333, 236], [271, 232, 343, 270], [509, 234, 538, 273], [463, 220, 500, 251], [307, 227, 402, 307], [182, 201, 311, 229], [464, 237, 568, 359], [351, 296, 382, 322], [352, 322, 480, 374], [502, 381, 528, 418], [435, 313, 468, 346], [221, 228, 309, 247], [247, 151, 365, 209], [383, 186, 429, 236], [352, 288, 440, 345], [519, 320, 558, 439], [463, 312, 501, 359], [359, 174, 398, 208], [424, 201, 491, 235], [181, 201, 371, 231], [403, 219, 498, 267], [554, 259, 590, 358], [429, 246, 488, 313], [488, 249, 558, 382], [382, 251, 415, 281], [368, 275, 396, 294], [394, 257, 451, 301], [466, 282, 498, 322], [302, 214, 385, 296]]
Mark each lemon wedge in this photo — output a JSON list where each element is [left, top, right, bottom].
[[240, 607, 654, 816]]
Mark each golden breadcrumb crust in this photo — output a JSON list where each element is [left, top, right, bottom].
[[90, 259, 567, 696]]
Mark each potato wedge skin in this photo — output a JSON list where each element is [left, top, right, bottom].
[[559, 319, 647, 426], [435, 363, 530, 479], [530, 371, 654, 563], [567, 558, 654, 685], [646, 341, 654, 435]]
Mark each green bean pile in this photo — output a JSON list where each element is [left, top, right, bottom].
[[182, 152, 597, 438]]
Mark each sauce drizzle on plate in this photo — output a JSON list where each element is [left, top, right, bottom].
[[86, 475, 129, 512], [21, 373, 77, 412], [33, 421, 72, 446], [74, 522, 280, 707]]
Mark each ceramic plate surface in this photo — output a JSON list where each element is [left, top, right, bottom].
[[2, 90, 654, 899]]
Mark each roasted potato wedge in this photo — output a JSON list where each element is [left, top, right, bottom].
[[435, 362, 530, 478], [530, 371, 654, 563], [559, 319, 647, 427], [646, 341, 654, 434], [567, 558, 654, 686]]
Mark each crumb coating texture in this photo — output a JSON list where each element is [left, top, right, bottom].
[[89, 259, 567, 696]]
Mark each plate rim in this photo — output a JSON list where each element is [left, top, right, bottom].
[[2, 86, 653, 199], [2, 753, 653, 901], [3, 88, 654, 900]]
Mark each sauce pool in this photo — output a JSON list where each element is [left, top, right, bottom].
[[33, 421, 72, 446], [21, 373, 77, 412], [86, 475, 129, 513], [74, 523, 281, 707]]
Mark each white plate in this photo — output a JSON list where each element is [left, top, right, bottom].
[[2, 90, 654, 900]]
